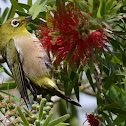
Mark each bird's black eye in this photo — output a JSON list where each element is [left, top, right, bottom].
[[11, 19, 20, 27]]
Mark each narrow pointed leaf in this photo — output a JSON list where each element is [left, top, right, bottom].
[[102, 112, 115, 126], [46, 11, 53, 28], [18, 3, 31, 11], [7, 5, 16, 19], [48, 114, 70, 126], [110, 3, 122, 17], [28, 0, 32, 5], [0, 64, 12, 77], [85, 68, 95, 92], [0, 81, 16, 90], [29, 0, 48, 19], [17, 106, 29, 126], [0, 7, 9, 24], [23, 107, 33, 117], [57, 123, 70, 125], [10, 0, 25, 12], [105, 0, 115, 11], [74, 78, 79, 101], [43, 112, 53, 126], [39, 99, 44, 120], [88, 0, 93, 13], [74, 0, 89, 12], [97, 0, 102, 19]]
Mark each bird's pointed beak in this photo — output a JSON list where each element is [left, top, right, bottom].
[[25, 15, 32, 22]]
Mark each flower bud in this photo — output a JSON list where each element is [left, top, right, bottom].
[[37, 95, 42, 103], [32, 104, 37, 110], [8, 103, 15, 110], [35, 119, 40, 126], [0, 94, 4, 101], [45, 102, 53, 108], [31, 115, 37, 121], [41, 98, 47, 105], [43, 106, 51, 114]]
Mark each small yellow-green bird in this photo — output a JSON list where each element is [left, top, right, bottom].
[[0, 16, 81, 107]]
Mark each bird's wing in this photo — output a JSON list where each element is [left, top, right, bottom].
[[6, 38, 30, 107]]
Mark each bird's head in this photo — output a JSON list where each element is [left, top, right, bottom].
[[0, 15, 32, 38]]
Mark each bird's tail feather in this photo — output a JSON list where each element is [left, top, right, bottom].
[[54, 89, 81, 107], [34, 77, 81, 107]]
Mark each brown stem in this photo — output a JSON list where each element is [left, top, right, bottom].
[[93, 59, 105, 102]]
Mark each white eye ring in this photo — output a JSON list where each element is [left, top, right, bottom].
[[11, 19, 20, 27]]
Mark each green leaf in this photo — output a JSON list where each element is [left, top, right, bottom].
[[103, 65, 110, 76], [7, 5, 16, 19], [29, 0, 42, 13], [114, 117, 126, 125], [85, 68, 95, 92], [97, 0, 103, 19], [43, 112, 53, 126], [0, 7, 9, 24], [46, 11, 53, 28], [104, 73, 125, 90], [74, 0, 89, 12], [88, 0, 93, 13], [39, 99, 44, 120], [17, 106, 29, 126], [23, 107, 32, 117], [80, 1, 89, 12], [74, 78, 79, 101], [105, 0, 115, 11], [18, 3, 31, 11], [0, 65, 12, 77], [57, 123, 70, 125], [16, 11, 29, 16], [100, 0, 106, 16], [10, 0, 25, 12], [113, 85, 126, 97], [29, 0, 48, 19], [111, 56, 122, 65], [105, 107, 126, 119], [28, 0, 32, 6], [74, 11, 86, 23], [48, 114, 70, 126], [109, 38, 121, 50], [0, 81, 16, 90], [47, 0, 56, 5], [110, 3, 122, 17], [102, 112, 115, 126], [81, 11, 91, 20]]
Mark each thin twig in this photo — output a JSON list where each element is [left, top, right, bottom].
[[0, 109, 16, 126], [93, 59, 105, 102]]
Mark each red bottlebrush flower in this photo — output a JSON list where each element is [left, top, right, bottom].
[[38, 5, 108, 66], [83, 114, 99, 126]]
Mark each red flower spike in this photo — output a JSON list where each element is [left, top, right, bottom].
[[83, 114, 99, 126], [37, 5, 108, 66]]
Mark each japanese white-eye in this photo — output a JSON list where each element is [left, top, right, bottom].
[[0, 16, 81, 107]]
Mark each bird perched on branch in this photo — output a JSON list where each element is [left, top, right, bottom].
[[0, 16, 81, 107]]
